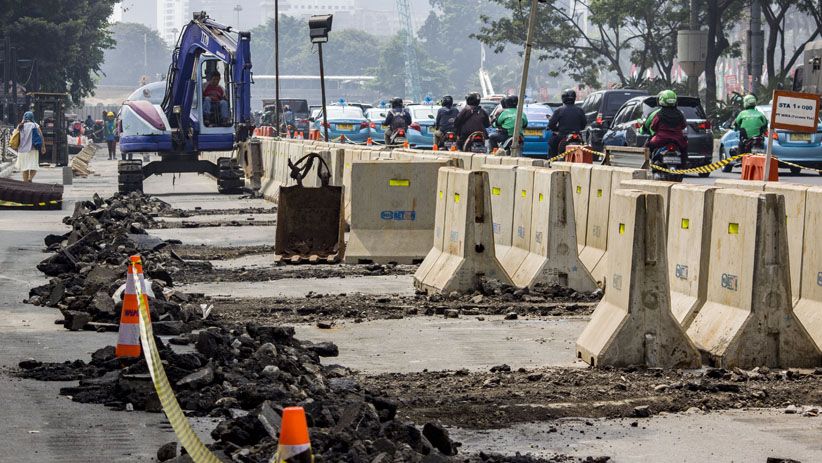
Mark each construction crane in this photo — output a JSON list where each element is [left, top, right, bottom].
[[396, 0, 422, 101]]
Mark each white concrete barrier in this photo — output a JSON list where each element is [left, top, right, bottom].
[[766, 183, 810, 306], [619, 179, 676, 221], [794, 186, 822, 350], [576, 190, 701, 368], [568, 163, 593, 254], [481, 165, 518, 268], [470, 154, 489, 170], [345, 160, 447, 264], [667, 184, 717, 329], [502, 166, 537, 281], [513, 169, 597, 292], [686, 190, 821, 368], [578, 165, 612, 283], [414, 168, 512, 294]]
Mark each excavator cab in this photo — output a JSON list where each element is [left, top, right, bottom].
[[193, 56, 236, 150]]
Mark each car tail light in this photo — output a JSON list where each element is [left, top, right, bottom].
[[697, 121, 711, 130], [634, 122, 642, 129], [596, 114, 603, 124], [447, 133, 455, 140], [667, 144, 677, 152], [770, 131, 778, 140], [570, 133, 581, 141], [360, 121, 369, 129], [473, 134, 484, 141], [370, 122, 376, 129], [410, 122, 421, 131], [397, 129, 405, 136]]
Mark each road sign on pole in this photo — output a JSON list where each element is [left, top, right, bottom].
[[764, 90, 821, 181]]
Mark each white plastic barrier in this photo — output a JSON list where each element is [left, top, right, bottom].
[[576, 190, 701, 368]]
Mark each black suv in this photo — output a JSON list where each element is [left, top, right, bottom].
[[580, 89, 648, 151]]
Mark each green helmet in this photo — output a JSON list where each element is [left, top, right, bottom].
[[657, 90, 677, 108], [743, 94, 757, 109]]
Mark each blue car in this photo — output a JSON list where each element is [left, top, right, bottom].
[[407, 104, 438, 149], [364, 107, 389, 144], [718, 104, 822, 174], [488, 103, 554, 157], [312, 105, 372, 143]]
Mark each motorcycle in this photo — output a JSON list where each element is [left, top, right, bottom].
[[650, 144, 684, 181], [389, 128, 407, 146], [463, 131, 488, 153], [724, 134, 766, 172], [440, 131, 459, 151], [557, 131, 584, 155], [500, 133, 524, 153]]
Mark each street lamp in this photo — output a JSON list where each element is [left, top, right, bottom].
[[309, 14, 333, 142], [273, 0, 280, 134], [234, 4, 243, 29]]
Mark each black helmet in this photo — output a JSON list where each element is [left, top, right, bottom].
[[442, 95, 453, 108], [506, 95, 519, 109], [466, 92, 480, 106], [390, 97, 403, 109], [561, 88, 576, 105]]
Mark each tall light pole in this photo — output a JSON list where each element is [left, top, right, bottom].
[[274, 0, 281, 133], [511, 0, 544, 157], [234, 4, 243, 29], [309, 15, 333, 142]]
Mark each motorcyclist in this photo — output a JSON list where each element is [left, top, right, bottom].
[[548, 89, 586, 157], [642, 89, 687, 158], [433, 95, 459, 147], [454, 92, 490, 150], [383, 97, 412, 145], [489, 96, 528, 151], [84, 115, 94, 131], [733, 94, 768, 152]]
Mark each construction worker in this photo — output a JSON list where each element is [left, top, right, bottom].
[[733, 94, 768, 153]]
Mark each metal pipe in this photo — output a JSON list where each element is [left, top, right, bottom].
[[274, 0, 280, 133], [318, 43, 329, 142], [749, 0, 763, 91], [511, 0, 539, 157], [687, 0, 699, 96]]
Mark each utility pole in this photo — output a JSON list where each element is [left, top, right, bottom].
[[144, 32, 148, 76], [274, 0, 280, 133], [748, 0, 764, 92], [511, 0, 541, 157], [234, 4, 243, 30]]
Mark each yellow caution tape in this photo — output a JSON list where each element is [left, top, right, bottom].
[[776, 158, 822, 173], [132, 260, 221, 463], [650, 154, 747, 175]]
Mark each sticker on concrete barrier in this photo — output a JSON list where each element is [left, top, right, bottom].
[[539, 193, 544, 202], [492, 187, 501, 196], [612, 274, 622, 291], [676, 264, 689, 280], [389, 179, 410, 187], [380, 210, 416, 221], [517, 226, 525, 239], [818, 272, 822, 287], [721, 273, 738, 291], [535, 231, 543, 244], [728, 223, 739, 234], [450, 231, 459, 242], [681, 218, 690, 229], [493, 223, 501, 234], [593, 225, 602, 238]]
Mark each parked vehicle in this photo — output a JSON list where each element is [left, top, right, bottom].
[[486, 103, 553, 157], [719, 104, 822, 175], [579, 89, 648, 152], [602, 95, 713, 174], [406, 104, 437, 149], [311, 105, 372, 143], [262, 98, 311, 136]]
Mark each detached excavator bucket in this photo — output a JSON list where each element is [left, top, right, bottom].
[[274, 153, 346, 264]]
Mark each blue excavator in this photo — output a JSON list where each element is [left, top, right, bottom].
[[117, 12, 253, 194]]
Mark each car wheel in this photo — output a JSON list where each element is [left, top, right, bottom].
[[789, 166, 802, 176], [720, 147, 733, 173]]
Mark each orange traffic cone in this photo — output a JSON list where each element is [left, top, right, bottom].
[[298, 131, 304, 140], [116, 255, 151, 358], [449, 144, 457, 152], [273, 407, 313, 462], [432, 143, 439, 151], [403, 140, 409, 148], [366, 137, 373, 146]]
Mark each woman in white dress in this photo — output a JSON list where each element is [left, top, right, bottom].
[[16, 111, 44, 182]]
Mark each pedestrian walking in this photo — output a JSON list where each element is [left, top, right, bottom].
[[103, 112, 121, 160], [15, 111, 44, 182]]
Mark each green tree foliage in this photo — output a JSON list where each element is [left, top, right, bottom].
[[0, 0, 117, 103], [100, 22, 170, 86], [369, 33, 451, 99]]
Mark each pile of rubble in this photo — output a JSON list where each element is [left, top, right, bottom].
[[27, 192, 211, 331], [17, 321, 570, 462]]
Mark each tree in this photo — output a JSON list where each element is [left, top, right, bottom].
[[0, 0, 117, 103], [369, 33, 450, 98], [760, 0, 821, 87], [702, 0, 745, 115], [100, 22, 170, 86]]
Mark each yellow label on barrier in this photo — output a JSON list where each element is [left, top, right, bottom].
[[619, 223, 625, 235], [728, 223, 739, 234], [681, 218, 690, 229], [492, 187, 501, 196], [439, 191, 443, 199], [390, 179, 410, 187], [576, 186, 581, 194], [521, 190, 527, 198], [597, 189, 603, 197], [454, 193, 460, 203], [539, 193, 544, 202]]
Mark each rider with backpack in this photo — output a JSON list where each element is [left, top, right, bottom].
[[454, 93, 490, 150], [383, 97, 412, 145]]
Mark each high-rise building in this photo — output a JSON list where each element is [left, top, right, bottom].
[[157, 0, 191, 44]]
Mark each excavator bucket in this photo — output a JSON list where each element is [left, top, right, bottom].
[[274, 153, 346, 264]]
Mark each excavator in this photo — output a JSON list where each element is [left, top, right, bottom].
[[117, 12, 252, 194]]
